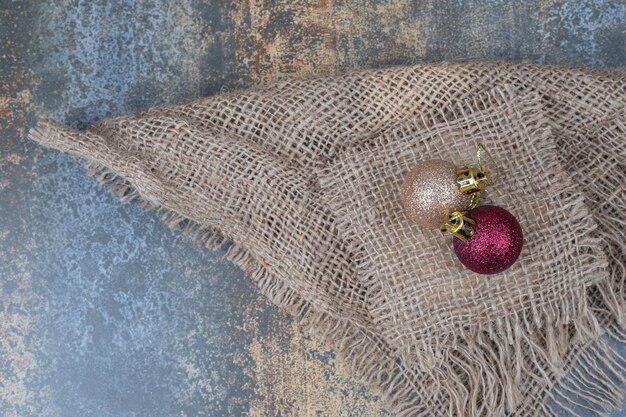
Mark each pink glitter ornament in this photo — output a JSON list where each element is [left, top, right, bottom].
[[453, 205, 523, 274]]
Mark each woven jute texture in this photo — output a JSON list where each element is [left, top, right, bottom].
[[29, 62, 626, 417]]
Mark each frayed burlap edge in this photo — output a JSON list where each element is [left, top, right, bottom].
[[30, 120, 432, 415]]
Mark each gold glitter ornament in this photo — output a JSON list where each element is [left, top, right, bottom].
[[401, 159, 472, 228]]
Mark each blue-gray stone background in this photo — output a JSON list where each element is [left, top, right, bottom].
[[1, 1, 625, 416]]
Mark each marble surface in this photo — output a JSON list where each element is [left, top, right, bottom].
[[1, 1, 625, 416]]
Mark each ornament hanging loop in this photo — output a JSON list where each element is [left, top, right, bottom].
[[456, 143, 500, 210], [476, 142, 500, 185]]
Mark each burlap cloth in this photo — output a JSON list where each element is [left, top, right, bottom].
[[29, 62, 626, 417]]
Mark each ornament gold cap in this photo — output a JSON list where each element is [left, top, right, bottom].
[[441, 211, 475, 241], [456, 166, 491, 194], [455, 143, 499, 212]]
